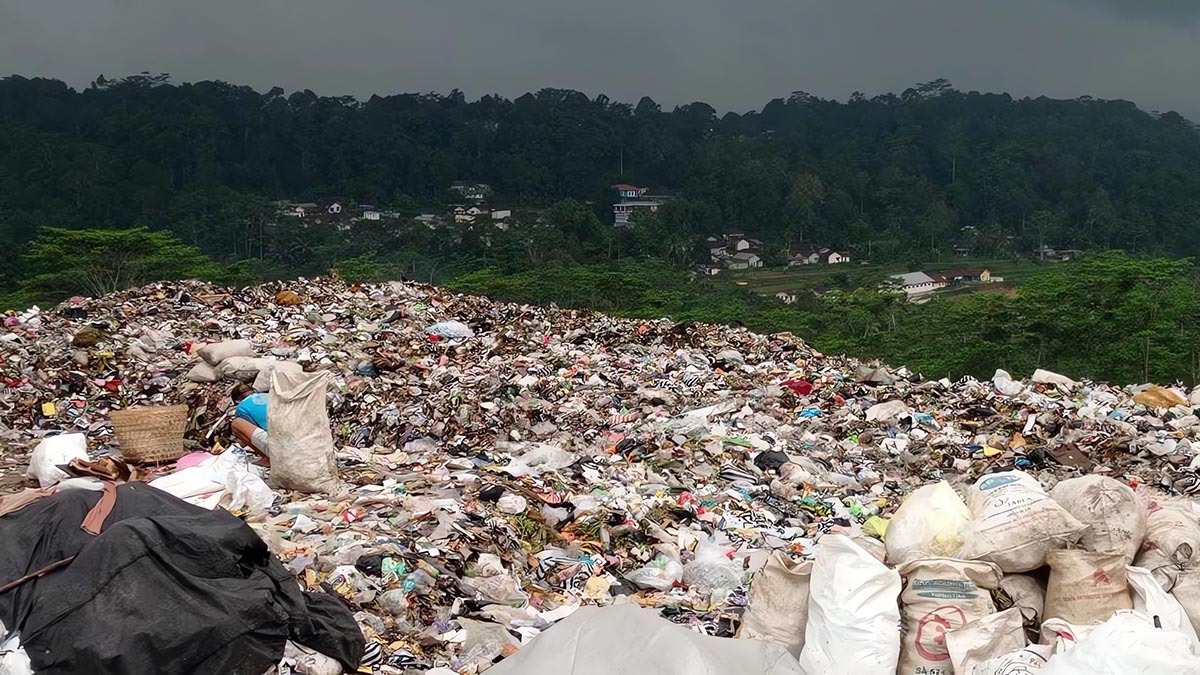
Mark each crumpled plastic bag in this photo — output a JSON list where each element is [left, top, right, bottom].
[[222, 470, 273, 515], [1040, 610, 1200, 674], [682, 539, 744, 601], [424, 321, 474, 340], [885, 480, 971, 564], [992, 369, 1026, 397], [1128, 565, 1200, 647], [799, 534, 901, 675], [865, 400, 909, 422], [458, 618, 519, 666], [501, 444, 576, 477], [626, 554, 684, 591], [0, 630, 33, 675], [26, 434, 89, 488], [280, 640, 342, 675]]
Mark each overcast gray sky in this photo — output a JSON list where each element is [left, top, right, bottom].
[[1, 0, 1198, 116]]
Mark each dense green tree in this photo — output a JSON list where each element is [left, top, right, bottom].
[[21, 226, 219, 299]]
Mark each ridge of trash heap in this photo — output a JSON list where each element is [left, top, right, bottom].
[[6, 276, 1200, 674]]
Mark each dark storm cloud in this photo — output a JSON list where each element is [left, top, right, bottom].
[[0, 0, 1198, 117]]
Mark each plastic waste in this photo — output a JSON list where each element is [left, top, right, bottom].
[[799, 534, 901, 675], [1127, 565, 1200, 646], [424, 321, 474, 341], [682, 539, 743, 601], [897, 558, 1001, 674], [268, 369, 341, 494], [885, 480, 971, 564], [26, 434, 88, 488], [501, 444, 576, 477], [1044, 550, 1131, 625], [1040, 611, 1200, 674], [626, 554, 684, 591], [1049, 475, 1146, 563], [945, 608, 1026, 675]]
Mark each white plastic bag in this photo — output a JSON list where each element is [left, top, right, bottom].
[[625, 554, 684, 591], [1127, 565, 1200, 646], [885, 481, 972, 565], [737, 552, 813, 658], [424, 320, 474, 340], [961, 471, 1087, 572], [501, 444, 577, 477], [683, 539, 743, 600], [1040, 611, 1200, 674], [222, 471, 274, 515], [268, 369, 340, 494], [992, 370, 1025, 397], [26, 434, 88, 488], [0, 631, 33, 675], [1049, 475, 1146, 563], [799, 534, 901, 675]]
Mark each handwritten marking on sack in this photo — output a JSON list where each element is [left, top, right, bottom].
[[914, 605, 966, 661]]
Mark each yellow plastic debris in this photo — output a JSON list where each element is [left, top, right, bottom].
[[862, 515, 889, 538]]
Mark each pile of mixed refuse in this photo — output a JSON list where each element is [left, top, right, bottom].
[[5, 277, 1200, 674]]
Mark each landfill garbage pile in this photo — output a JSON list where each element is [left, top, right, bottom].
[[5, 277, 1200, 673]]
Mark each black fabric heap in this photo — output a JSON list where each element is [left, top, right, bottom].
[[0, 482, 363, 674]]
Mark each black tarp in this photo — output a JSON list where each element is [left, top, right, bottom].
[[0, 482, 363, 674]]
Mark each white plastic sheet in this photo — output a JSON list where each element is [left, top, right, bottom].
[[486, 604, 802, 675], [1128, 565, 1200, 646], [1040, 611, 1200, 674]]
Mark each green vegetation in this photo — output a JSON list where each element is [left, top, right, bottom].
[[16, 227, 220, 304], [452, 253, 1200, 385]]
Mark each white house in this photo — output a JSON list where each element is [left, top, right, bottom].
[[360, 205, 382, 221], [824, 250, 851, 264], [613, 183, 648, 199], [454, 206, 487, 224], [613, 200, 662, 226], [889, 272, 947, 297], [727, 252, 763, 270], [776, 289, 799, 304], [491, 209, 512, 221]]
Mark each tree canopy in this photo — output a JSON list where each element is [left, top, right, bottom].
[[2, 74, 1200, 284]]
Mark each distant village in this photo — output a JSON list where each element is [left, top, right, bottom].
[[272, 181, 1079, 304]]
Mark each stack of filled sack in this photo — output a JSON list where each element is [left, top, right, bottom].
[[737, 470, 1200, 674], [186, 339, 303, 392]]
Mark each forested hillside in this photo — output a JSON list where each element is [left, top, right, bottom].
[[3, 74, 1200, 278]]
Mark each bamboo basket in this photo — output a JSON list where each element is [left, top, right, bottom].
[[109, 405, 188, 464]]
